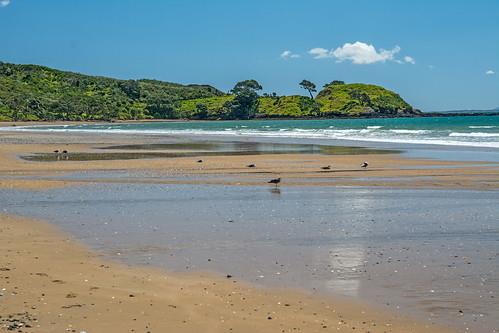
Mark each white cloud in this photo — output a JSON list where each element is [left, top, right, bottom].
[[280, 50, 300, 60], [0, 0, 11, 7], [485, 70, 495, 75], [309, 42, 402, 65], [333, 42, 400, 64], [404, 56, 416, 64], [308, 47, 331, 59]]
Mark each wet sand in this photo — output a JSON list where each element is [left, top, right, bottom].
[[3, 184, 498, 332], [0, 130, 499, 190], [0, 214, 453, 333]]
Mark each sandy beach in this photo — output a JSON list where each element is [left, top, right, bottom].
[[1, 127, 498, 332], [0, 129, 498, 191]]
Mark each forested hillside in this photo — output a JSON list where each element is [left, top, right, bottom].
[[0, 62, 420, 121], [0, 62, 223, 121]]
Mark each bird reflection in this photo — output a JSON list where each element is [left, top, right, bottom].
[[269, 187, 281, 196]]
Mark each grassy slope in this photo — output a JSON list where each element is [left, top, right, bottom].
[[316, 83, 416, 116], [179, 85, 418, 118], [177, 95, 320, 118], [177, 95, 234, 119], [257, 96, 320, 117]]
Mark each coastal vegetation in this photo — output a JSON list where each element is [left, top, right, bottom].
[[0, 61, 420, 121]]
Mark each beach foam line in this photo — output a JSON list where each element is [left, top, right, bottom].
[[389, 129, 431, 134], [3, 125, 499, 148], [449, 132, 499, 137]]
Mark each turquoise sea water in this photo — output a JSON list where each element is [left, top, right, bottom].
[[8, 115, 499, 148]]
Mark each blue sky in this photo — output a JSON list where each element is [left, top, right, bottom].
[[1, 0, 498, 111]]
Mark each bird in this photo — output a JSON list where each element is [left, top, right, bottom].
[[268, 177, 281, 186], [247, 164, 256, 168], [321, 165, 331, 170], [53, 150, 60, 154], [361, 161, 369, 168], [197, 159, 203, 163], [62, 150, 68, 154]]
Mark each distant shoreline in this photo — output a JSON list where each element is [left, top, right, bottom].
[[1, 112, 499, 127], [421, 111, 499, 117]]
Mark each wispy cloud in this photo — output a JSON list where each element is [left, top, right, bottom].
[[308, 41, 416, 66], [485, 70, 495, 75], [280, 50, 300, 60], [404, 56, 416, 64], [0, 0, 11, 7], [308, 47, 331, 59]]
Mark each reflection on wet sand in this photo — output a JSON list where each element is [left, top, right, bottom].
[[326, 244, 365, 297], [21, 141, 395, 162], [1, 184, 498, 333], [269, 187, 281, 196]]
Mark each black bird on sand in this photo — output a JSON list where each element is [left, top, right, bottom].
[[61, 150, 69, 160], [268, 177, 281, 186], [321, 165, 331, 170], [53, 150, 60, 154], [361, 161, 369, 168], [247, 164, 256, 168], [197, 159, 203, 163]]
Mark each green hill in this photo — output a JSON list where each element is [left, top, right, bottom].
[[258, 95, 321, 117], [0, 62, 223, 121], [0, 62, 420, 121], [315, 81, 418, 117]]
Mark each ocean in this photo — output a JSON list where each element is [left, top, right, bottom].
[[6, 115, 499, 148]]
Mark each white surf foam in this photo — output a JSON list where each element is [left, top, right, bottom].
[[389, 129, 431, 134], [3, 125, 499, 148], [449, 132, 499, 137]]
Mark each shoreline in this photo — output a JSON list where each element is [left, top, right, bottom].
[[3, 119, 499, 152], [0, 213, 454, 333], [1, 110, 498, 127]]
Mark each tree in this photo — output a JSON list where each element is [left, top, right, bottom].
[[118, 80, 141, 100], [349, 89, 371, 106], [331, 80, 345, 86], [299, 80, 317, 99], [194, 103, 209, 119], [231, 79, 263, 95], [226, 79, 263, 119]]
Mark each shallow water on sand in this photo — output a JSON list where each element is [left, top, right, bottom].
[[1, 184, 498, 332]]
